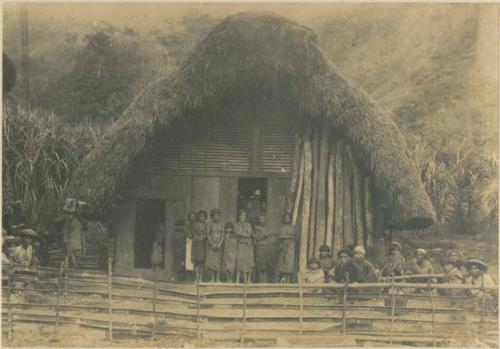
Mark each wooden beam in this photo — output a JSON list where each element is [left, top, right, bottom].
[[299, 129, 313, 273], [333, 139, 344, 255], [326, 134, 335, 250], [316, 120, 329, 251], [343, 144, 353, 248], [309, 125, 320, 261]]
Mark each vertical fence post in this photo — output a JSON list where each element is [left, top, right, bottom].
[[63, 264, 68, 305], [390, 276, 395, 345], [196, 277, 201, 339], [342, 272, 349, 336], [298, 272, 304, 336], [107, 257, 113, 341], [55, 261, 64, 339], [427, 278, 436, 347], [7, 267, 14, 341], [480, 274, 485, 332], [240, 279, 248, 347], [152, 265, 158, 340]]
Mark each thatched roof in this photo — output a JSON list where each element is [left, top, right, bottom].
[[67, 12, 435, 230]]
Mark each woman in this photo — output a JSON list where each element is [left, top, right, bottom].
[[206, 209, 224, 282], [464, 259, 496, 300], [150, 222, 165, 273], [234, 210, 254, 284], [223, 222, 238, 282], [192, 210, 208, 282], [277, 212, 297, 283]]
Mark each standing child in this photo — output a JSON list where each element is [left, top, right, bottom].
[[192, 210, 208, 282], [254, 215, 276, 283], [223, 223, 237, 282], [206, 209, 224, 282], [234, 210, 254, 284], [277, 212, 298, 283]]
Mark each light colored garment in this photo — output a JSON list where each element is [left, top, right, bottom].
[[465, 274, 496, 298], [10, 245, 32, 265], [63, 217, 83, 252], [303, 268, 325, 284], [277, 224, 297, 274], [185, 238, 194, 271], [223, 233, 238, 273], [234, 222, 254, 272], [406, 258, 434, 275], [206, 222, 224, 271]]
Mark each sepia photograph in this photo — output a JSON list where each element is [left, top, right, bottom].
[[1, 2, 499, 348]]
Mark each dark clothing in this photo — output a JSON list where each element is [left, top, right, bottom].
[[381, 253, 405, 277], [319, 255, 335, 282], [352, 257, 378, 283], [332, 261, 363, 283], [254, 225, 278, 273], [191, 221, 207, 263], [206, 222, 224, 271], [234, 222, 254, 272]]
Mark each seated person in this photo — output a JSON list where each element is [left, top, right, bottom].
[[318, 245, 335, 282], [438, 261, 465, 296], [381, 241, 405, 278], [302, 258, 325, 284], [331, 248, 363, 284], [352, 245, 379, 283], [406, 248, 434, 282], [464, 259, 497, 300]]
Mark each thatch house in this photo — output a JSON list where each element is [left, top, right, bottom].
[[67, 12, 435, 279]]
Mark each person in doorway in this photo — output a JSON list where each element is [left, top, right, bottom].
[[206, 209, 224, 282], [352, 245, 379, 283], [192, 210, 208, 282], [61, 199, 84, 268], [318, 245, 335, 282], [254, 215, 277, 283], [223, 222, 238, 282], [234, 210, 254, 284], [184, 211, 198, 280], [150, 222, 165, 273], [381, 241, 405, 278], [464, 259, 497, 300], [277, 212, 298, 283]]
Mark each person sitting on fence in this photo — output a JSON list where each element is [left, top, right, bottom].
[[318, 245, 335, 282], [6, 235, 28, 265], [438, 260, 465, 296], [464, 259, 497, 301], [223, 222, 237, 283], [406, 249, 434, 282], [206, 209, 224, 283], [381, 241, 405, 278], [352, 245, 379, 283], [331, 248, 363, 284], [302, 258, 325, 287], [445, 249, 468, 278]]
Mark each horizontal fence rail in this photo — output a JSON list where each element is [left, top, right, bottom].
[[2, 263, 498, 347]]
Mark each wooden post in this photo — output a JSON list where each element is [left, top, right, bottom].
[[309, 125, 320, 260], [55, 261, 64, 339], [480, 274, 485, 331], [352, 163, 364, 246], [196, 277, 201, 339], [287, 136, 302, 212], [298, 272, 304, 336], [427, 278, 436, 347], [363, 177, 374, 246], [342, 272, 349, 335], [390, 276, 395, 345], [333, 139, 344, 255], [299, 130, 313, 273], [342, 146, 353, 247], [292, 141, 305, 225], [63, 264, 68, 305], [326, 137, 335, 249], [240, 279, 248, 346], [7, 267, 14, 341], [107, 257, 113, 341], [152, 265, 158, 339], [316, 120, 329, 250]]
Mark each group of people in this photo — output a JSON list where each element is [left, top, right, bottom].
[[180, 209, 299, 283]]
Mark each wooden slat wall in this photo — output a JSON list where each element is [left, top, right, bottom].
[[290, 129, 379, 268], [258, 118, 295, 174]]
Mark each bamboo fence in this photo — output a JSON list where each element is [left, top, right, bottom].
[[2, 264, 498, 347]]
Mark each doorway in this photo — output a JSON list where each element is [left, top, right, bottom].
[[237, 178, 268, 225], [134, 199, 166, 268]]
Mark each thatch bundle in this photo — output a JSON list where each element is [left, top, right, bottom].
[[66, 12, 435, 230]]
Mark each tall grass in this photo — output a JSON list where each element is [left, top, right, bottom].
[[2, 106, 104, 231]]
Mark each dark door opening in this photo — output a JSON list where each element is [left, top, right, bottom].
[[135, 199, 166, 268], [237, 178, 268, 225]]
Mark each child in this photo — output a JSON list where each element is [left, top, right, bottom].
[[206, 209, 224, 282], [318, 245, 335, 282], [150, 222, 165, 273], [254, 215, 276, 283], [234, 210, 254, 284], [192, 210, 208, 282], [223, 223, 237, 282], [303, 259, 325, 284]]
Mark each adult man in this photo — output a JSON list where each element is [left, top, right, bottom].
[[332, 248, 363, 284], [352, 245, 378, 283], [381, 241, 405, 278], [464, 259, 496, 300], [254, 215, 277, 282]]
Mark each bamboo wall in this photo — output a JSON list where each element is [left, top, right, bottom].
[[286, 122, 379, 272]]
